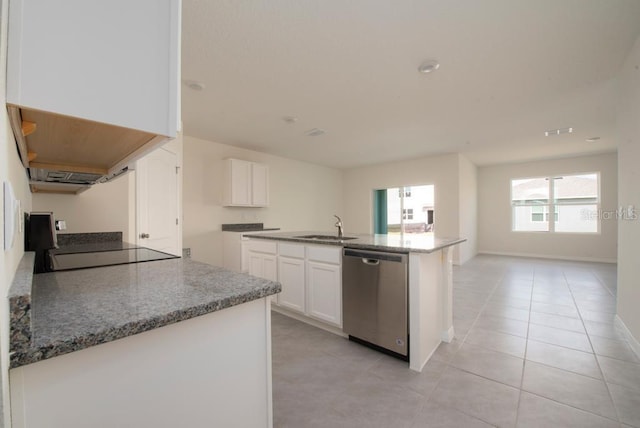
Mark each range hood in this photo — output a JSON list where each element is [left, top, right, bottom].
[[8, 106, 168, 195]]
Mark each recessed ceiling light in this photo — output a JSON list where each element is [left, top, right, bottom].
[[544, 127, 573, 137], [586, 137, 601, 142], [282, 116, 298, 124], [183, 80, 205, 91], [305, 128, 326, 137], [418, 60, 440, 74]]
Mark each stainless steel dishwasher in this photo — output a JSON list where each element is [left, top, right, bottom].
[[342, 248, 409, 360]]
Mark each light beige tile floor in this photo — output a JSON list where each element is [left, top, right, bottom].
[[272, 255, 640, 427]]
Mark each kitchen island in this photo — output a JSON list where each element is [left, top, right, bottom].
[[8, 253, 280, 428], [247, 231, 465, 372]]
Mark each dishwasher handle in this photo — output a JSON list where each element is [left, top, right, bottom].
[[343, 248, 407, 264], [362, 258, 380, 266]]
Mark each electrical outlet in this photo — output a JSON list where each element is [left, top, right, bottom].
[[183, 248, 191, 258]]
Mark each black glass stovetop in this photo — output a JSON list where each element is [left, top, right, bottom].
[[50, 247, 179, 271]]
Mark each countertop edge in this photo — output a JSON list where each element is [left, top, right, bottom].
[[8, 252, 36, 354], [248, 233, 467, 254], [8, 255, 281, 369], [9, 283, 279, 369]]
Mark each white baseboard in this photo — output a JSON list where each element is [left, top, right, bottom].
[[271, 305, 346, 338], [478, 251, 617, 264], [441, 326, 455, 343], [615, 315, 640, 360]]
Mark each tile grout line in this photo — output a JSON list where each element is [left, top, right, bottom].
[[563, 269, 623, 425], [514, 264, 538, 428], [423, 267, 508, 428]]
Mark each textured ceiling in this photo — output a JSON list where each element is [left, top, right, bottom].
[[181, 0, 640, 168]]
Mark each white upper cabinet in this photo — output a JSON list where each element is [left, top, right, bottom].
[[7, 0, 180, 137], [223, 159, 269, 207], [6, 0, 180, 190], [251, 162, 270, 207]]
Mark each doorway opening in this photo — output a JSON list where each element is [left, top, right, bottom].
[[373, 184, 435, 235]]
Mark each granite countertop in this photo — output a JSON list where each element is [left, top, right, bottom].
[[248, 231, 466, 254], [8, 254, 281, 368], [221, 223, 280, 232]]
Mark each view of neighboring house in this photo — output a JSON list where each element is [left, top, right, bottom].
[[511, 173, 599, 233]]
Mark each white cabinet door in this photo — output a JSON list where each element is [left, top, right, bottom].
[[277, 256, 305, 313], [248, 252, 276, 280], [7, 0, 179, 137], [248, 252, 264, 278], [223, 159, 269, 207], [249, 252, 278, 304], [263, 255, 277, 282], [306, 261, 342, 327], [251, 163, 269, 207], [225, 159, 252, 206]]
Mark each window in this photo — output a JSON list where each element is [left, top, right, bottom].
[[511, 173, 599, 233], [398, 187, 412, 198], [374, 185, 434, 235], [531, 206, 558, 222]]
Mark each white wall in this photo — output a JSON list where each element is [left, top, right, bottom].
[[182, 135, 344, 267], [616, 35, 640, 348], [458, 155, 478, 264], [478, 152, 618, 262], [342, 153, 475, 264], [32, 174, 132, 238], [0, 0, 33, 424]]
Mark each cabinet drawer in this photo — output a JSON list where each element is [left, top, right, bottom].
[[279, 243, 305, 258], [246, 240, 277, 255], [306, 245, 341, 265]]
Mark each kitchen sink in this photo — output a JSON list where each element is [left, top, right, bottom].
[[294, 234, 358, 241]]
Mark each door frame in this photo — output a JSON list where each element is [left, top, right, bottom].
[[133, 135, 183, 255]]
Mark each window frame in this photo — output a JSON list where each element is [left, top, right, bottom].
[[510, 172, 600, 234]]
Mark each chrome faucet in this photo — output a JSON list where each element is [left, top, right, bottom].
[[334, 215, 344, 239]]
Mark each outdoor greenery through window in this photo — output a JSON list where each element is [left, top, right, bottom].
[[511, 173, 599, 233]]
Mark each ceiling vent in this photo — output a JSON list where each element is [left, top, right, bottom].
[[305, 128, 326, 137]]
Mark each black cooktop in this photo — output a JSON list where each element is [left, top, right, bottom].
[[50, 247, 179, 271]]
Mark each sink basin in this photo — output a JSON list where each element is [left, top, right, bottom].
[[294, 234, 358, 241]]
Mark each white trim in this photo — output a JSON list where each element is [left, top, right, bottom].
[[478, 250, 616, 264], [615, 315, 640, 360], [271, 306, 347, 338], [265, 299, 273, 428], [441, 326, 455, 343]]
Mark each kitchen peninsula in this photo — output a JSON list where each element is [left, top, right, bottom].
[[8, 253, 280, 428], [247, 231, 465, 372]]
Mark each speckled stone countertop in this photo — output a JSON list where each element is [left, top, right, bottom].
[[249, 231, 466, 254], [221, 223, 281, 232], [9, 254, 281, 368]]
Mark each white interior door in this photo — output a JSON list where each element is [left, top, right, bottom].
[[136, 146, 180, 255]]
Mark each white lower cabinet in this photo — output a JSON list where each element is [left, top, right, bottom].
[[269, 241, 342, 329], [306, 261, 342, 326], [277, 256, 305, 313], [246, 241, 278, 303]]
